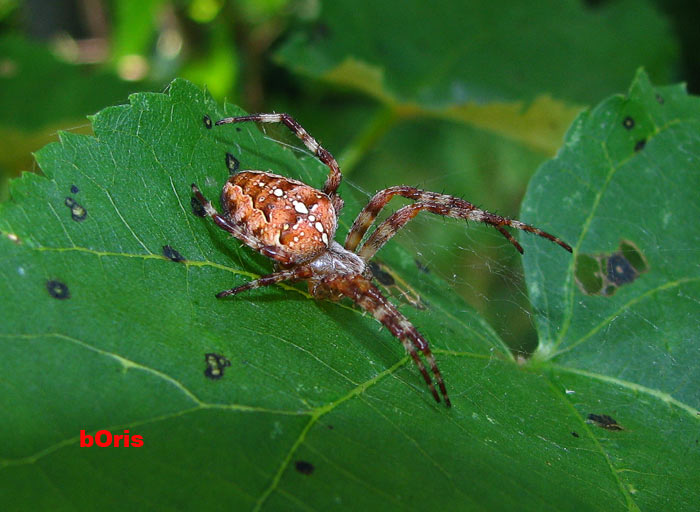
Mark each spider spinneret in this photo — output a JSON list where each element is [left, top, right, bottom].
[[192, 112, 573, 408]]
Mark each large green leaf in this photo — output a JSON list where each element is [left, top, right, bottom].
[[1, 74, 697, 510], [275, 0, 676, 154]]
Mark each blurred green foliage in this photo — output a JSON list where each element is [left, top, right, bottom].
[[0, 0, 697, 352]]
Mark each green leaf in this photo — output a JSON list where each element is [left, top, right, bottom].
[[1, 74, 698, 510], [275, 0, 677, 154]]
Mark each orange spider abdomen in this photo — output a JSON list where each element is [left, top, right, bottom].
[[221, 171, 337, 261]]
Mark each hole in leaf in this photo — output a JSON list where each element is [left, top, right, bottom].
[[47, 279, 70, 300], [191, 196, 206, 217], [620, 240, 648, 273], [204, 353, 231, 380], [574, 254, 603, 295], [203, 114, 212, 129], [575, 239, 647, 296], [226, 152, 240, 174], [606, 253, 637, 286], [622, 116, 635, 130], [64, 197, 87, 222], [162, 245, 185, 262]]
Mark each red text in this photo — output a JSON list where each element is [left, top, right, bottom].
[[80, 429, 143, 447]]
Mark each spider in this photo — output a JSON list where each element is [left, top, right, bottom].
[[191, 113, 572, 408]]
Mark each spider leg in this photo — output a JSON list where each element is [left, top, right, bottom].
[[214, 113, 343, 202], [216, 267, 313, 298], [191, 183, 296, 265], [345, 186, 428, 251], [344, 186, 571, 260], [325, 275, 451, 407]]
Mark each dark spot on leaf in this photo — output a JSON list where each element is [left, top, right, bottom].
[[369, 261, 395, 286], [162, 245, 185, 262], [415, 258, 429, 273], [634, 139, 646, 152], [327, 425, 334, 430], [587, 413, 623, 431], [606, 253, 637, 286], [191, 196, 206, 217], [235, 127, 241, 132], [203, 115, 213, 129], [46, 280, 70, 300], [656, 93, 664, 104], [204, 353, 231, 380], [295, 460, 314, 475], [64, 197, 87, 222], [70, 184, 79, 194], [575, 240, 647, 296], [571, 431, 579, 438], [226, 153, 240, 174], [622, 116, 635, 130]]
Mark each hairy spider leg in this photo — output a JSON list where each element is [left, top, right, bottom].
[[216, 267, 313, 298], [215, 113, 343, 206], [191, 183, 296, 265], [345, 186, 572, 257], [327, 275, 451, 407], [358, 201, 569, 260]]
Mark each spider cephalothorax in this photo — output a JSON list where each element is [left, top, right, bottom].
[[192, 113, 572, 408]]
